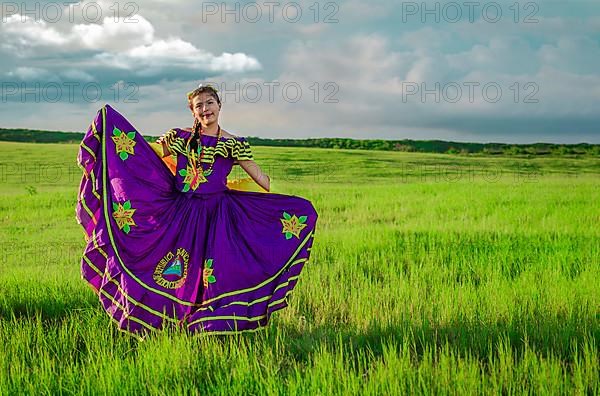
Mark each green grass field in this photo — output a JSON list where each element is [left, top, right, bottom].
[[0, 141, 598, 394]]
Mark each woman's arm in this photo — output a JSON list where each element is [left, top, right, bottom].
[[155, 136, 172, 157], [238, 160, 271, 192]]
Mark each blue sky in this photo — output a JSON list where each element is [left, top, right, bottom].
[[1, 0, 599, 143]]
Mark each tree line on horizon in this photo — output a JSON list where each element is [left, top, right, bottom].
[[0, 127, 598, 156]]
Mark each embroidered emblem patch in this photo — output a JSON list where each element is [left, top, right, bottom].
[[111, 127, 136, 161], [153, 248, 190, 289], [280, 211, 308, 239]]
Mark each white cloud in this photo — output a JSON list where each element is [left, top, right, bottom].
[[72, 16, 155, 51], [209, 52, 262, 72], [2, 15, 69, 47], [1, 8, 261, 74], [94, 38, 261, 75], [1, 14, 154, 52]]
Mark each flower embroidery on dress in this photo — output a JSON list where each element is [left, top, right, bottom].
[[111, 127, 136, 161], [203, 258, 216, 288], [280, 211, 308, 239], [178, 163, 206, 192], [112, 200, 136, 233]]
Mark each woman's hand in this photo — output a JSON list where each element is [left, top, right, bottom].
[[238, 160, 270, 192], [155, 136, 171, 157]]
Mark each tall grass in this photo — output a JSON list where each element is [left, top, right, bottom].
[[0, 142, 598, 394]]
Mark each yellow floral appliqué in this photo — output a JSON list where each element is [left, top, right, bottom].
[[178, 163, 207, 192], [112, 200, 136, 234], [111, 127, 136, 161], [203, 258, 216, 288], [280, 211, 308, 239]]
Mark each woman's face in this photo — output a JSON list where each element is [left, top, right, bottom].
[[191, 92, 221, 128]]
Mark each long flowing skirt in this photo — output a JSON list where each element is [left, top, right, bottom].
[[76, 105, 318, 335]]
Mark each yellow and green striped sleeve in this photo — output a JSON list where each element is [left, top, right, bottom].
[[232, 137, 254, 161], [158, 129, 187, 156]]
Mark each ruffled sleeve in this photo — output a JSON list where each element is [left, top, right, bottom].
[[231, 137, 254, 161], [157, 128, 190, 156]]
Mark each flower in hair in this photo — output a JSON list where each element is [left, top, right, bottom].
[[187, 83, 219, 100]]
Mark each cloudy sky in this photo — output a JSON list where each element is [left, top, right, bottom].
[[1, 0, 599, 143]]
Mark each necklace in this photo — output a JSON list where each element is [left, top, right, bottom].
[[180, 124, 222, 193], [194, 125, 222, 178]]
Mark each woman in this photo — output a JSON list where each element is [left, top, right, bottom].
[[76, 84, 318, 337]]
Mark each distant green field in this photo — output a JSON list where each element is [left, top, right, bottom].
[[2, 127, 599, 156], [0, 141, 598, 394]]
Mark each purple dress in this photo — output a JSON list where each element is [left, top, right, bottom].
[[76, 104, 318, 336]]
